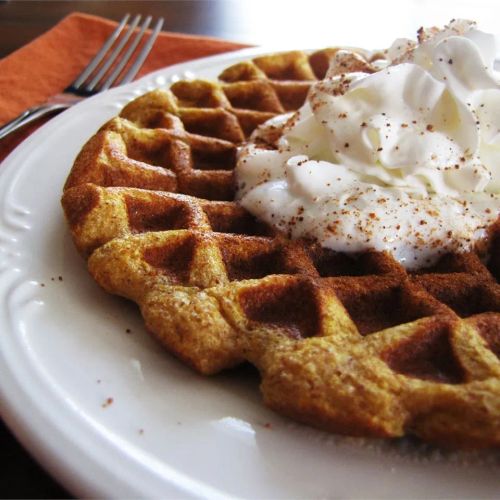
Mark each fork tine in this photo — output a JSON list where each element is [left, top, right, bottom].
[[99, 15, 153, 92], [118, 17, 164, 85], [71, 14, 130, 89], [85, 14, 142, 92]]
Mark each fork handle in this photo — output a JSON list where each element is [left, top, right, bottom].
[[0, 103, 70, 141]]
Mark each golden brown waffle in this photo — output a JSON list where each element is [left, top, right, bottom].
[[61, 49, 500, 448]]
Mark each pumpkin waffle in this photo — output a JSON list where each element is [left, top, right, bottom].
[[61, 49, 500, 448]]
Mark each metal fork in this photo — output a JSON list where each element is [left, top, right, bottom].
[[0, 14, 164, 140]]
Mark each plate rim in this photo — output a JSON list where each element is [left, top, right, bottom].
[[0, 45, 286, 499]]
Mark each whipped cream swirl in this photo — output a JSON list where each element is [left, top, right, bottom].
[[236, 20, 500, 269]]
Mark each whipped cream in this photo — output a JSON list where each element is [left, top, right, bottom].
[[236, 20, 500, 269]]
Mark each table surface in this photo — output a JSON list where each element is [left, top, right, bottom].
[[2, 0, 500, 498]]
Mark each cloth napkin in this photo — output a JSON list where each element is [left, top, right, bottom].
[[0, 12, 249, 162]]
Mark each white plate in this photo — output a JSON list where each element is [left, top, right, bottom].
[[0, 48, 498, 499]]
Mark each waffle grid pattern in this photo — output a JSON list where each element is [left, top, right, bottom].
[[62, 49, 500, 448]]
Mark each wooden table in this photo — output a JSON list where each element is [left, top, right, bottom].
[[1, 0, 500, 497], [0, 0, 246, 59]]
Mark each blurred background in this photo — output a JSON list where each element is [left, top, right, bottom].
[[2, 0, 500, 58]]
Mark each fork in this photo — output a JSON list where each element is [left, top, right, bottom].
[[0, 14, 164, 141]]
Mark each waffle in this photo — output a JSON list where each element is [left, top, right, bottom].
[[61, 49, 500, 448]]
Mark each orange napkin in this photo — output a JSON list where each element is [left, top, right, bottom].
[[0, 12, 250, 162]]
